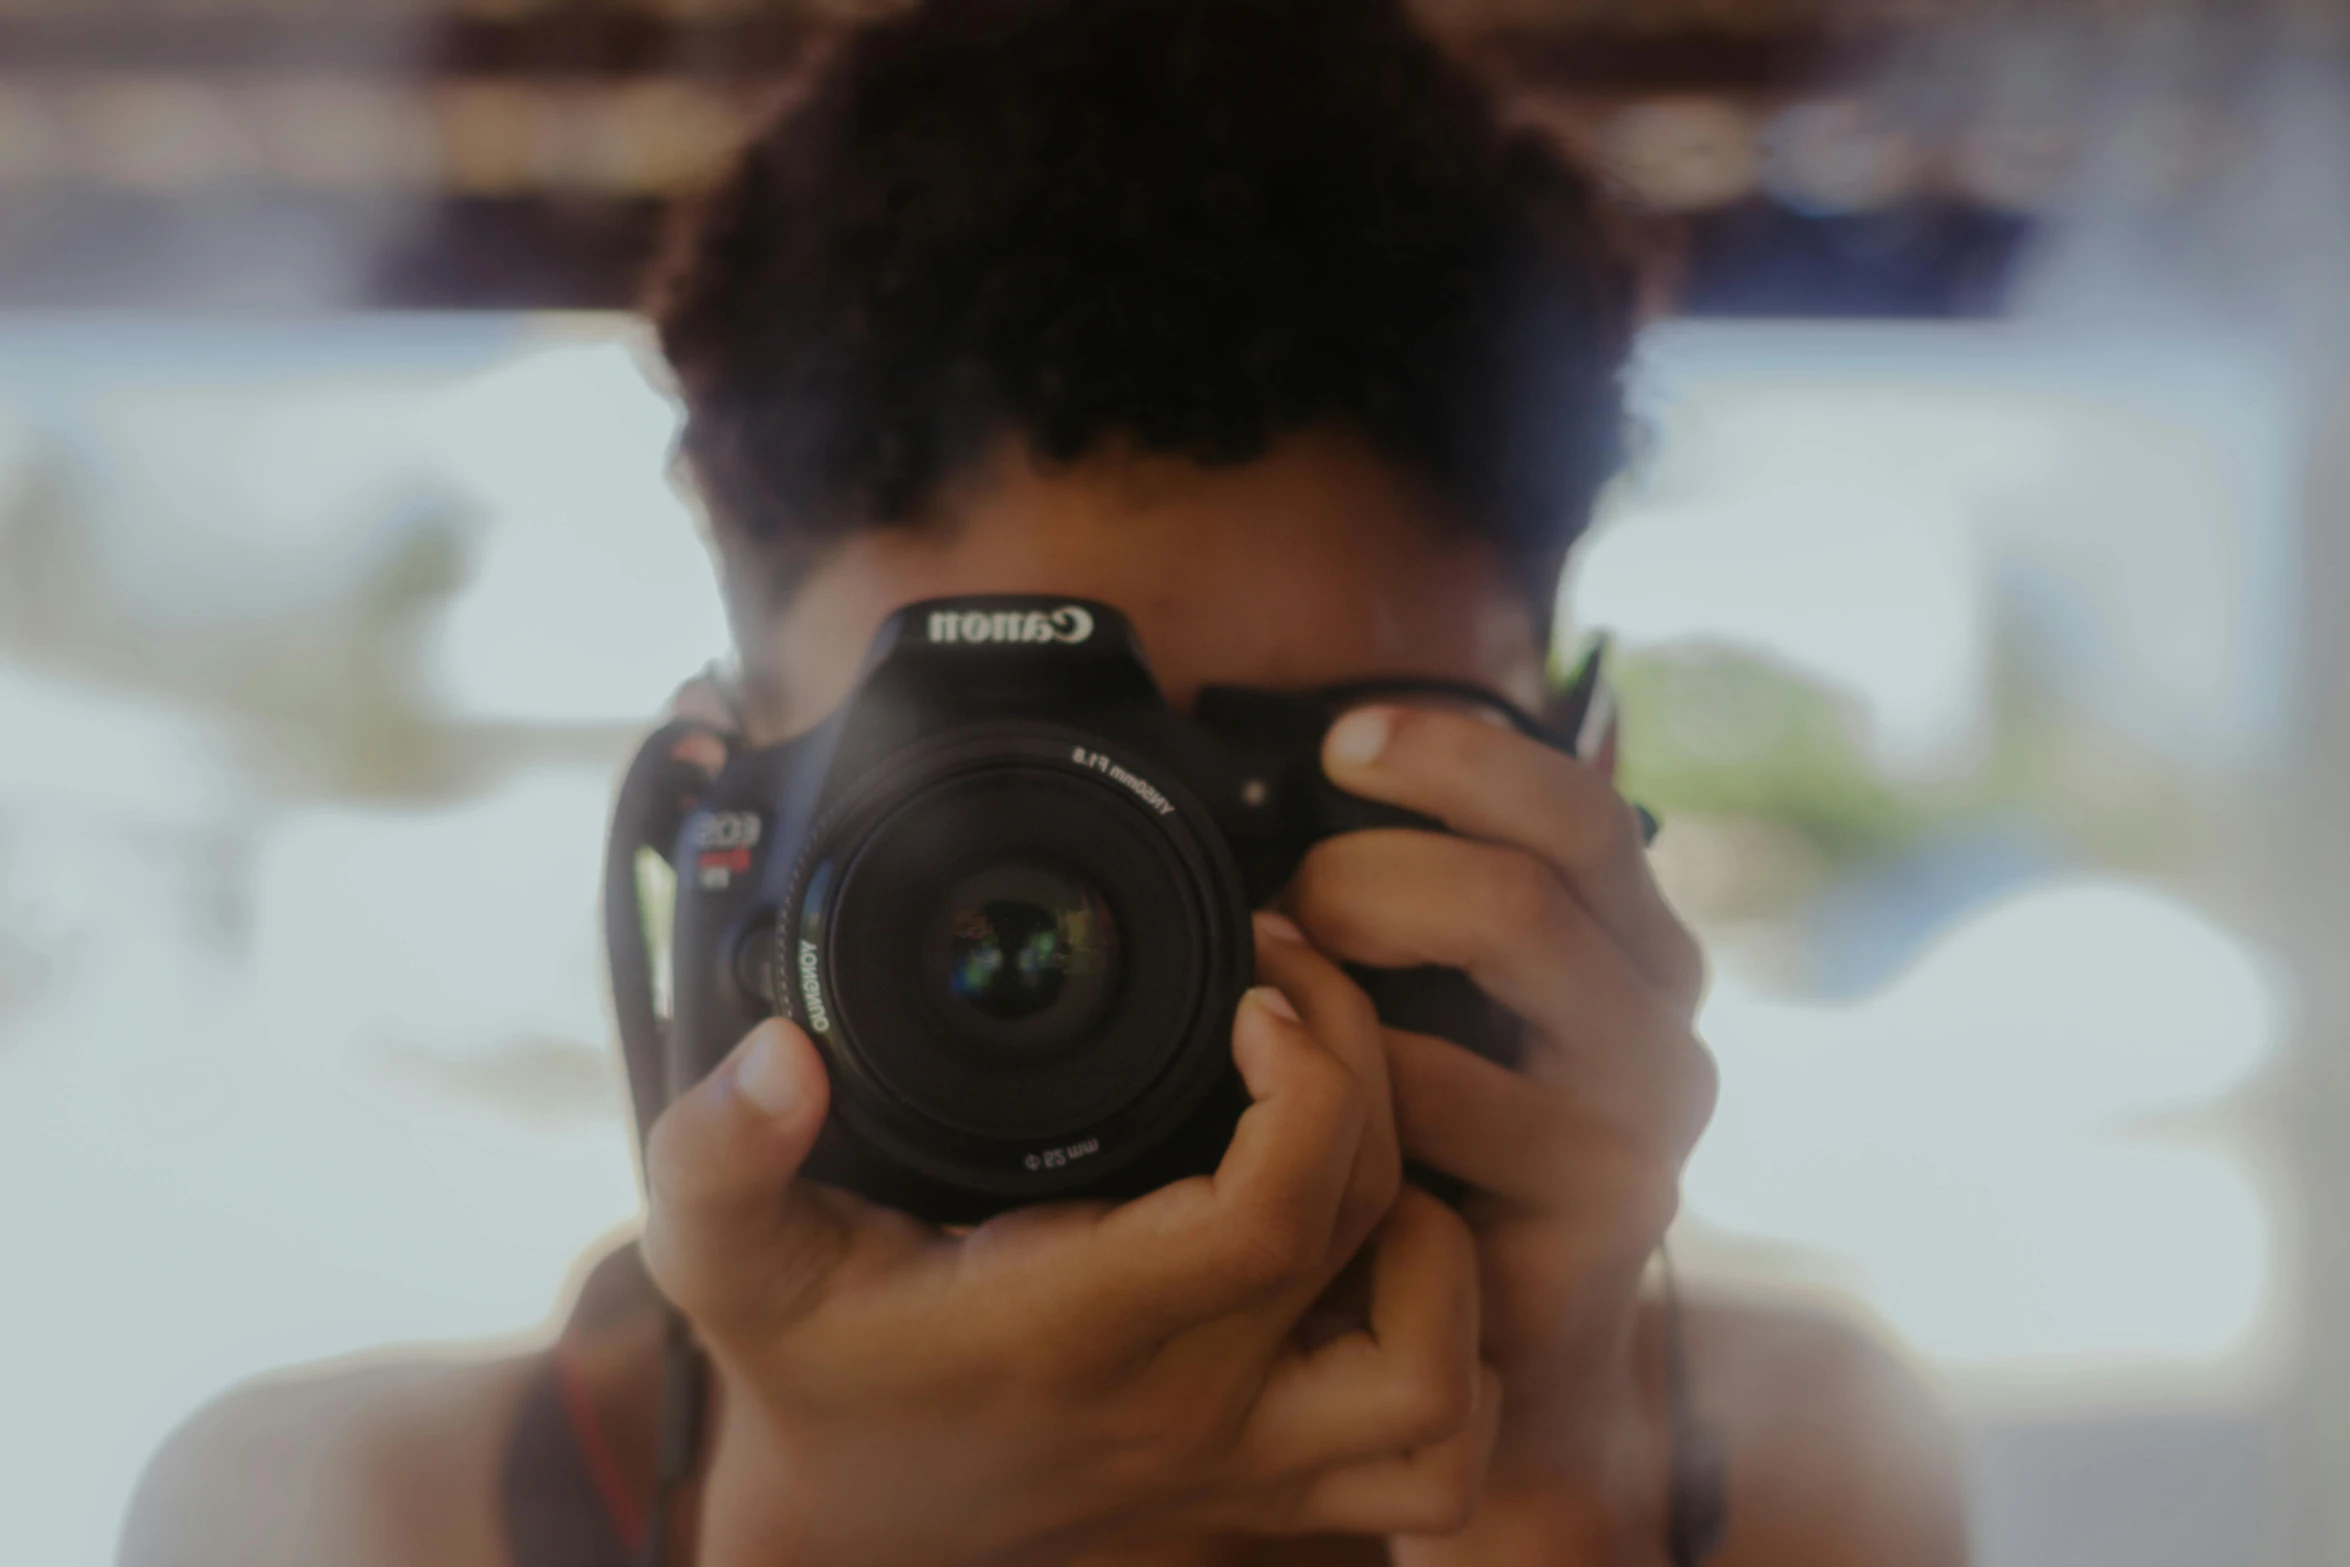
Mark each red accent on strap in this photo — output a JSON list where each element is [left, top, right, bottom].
[[552, 1338, 648, 1554]]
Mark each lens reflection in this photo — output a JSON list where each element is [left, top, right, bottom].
[[950, 899, 1084, 1020], [930, 864, 1118, 1046]]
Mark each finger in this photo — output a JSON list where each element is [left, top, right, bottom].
[[1234, 1187, 1482, 1476], [1387, 1024, 1710, 1200], [641, 1019, 853, 1335], [1388, 1024, 1585, 1202], [1252, 913, 1400, 1259], [1287, 831, 1710, 1151], [1286, 831, 1713, 1145], [1090, 985, 1364, 1333], [1324, 704, 1703, 1008], [1286, 1364, 1502, 1538], [1288, 831, 1616, 1022]]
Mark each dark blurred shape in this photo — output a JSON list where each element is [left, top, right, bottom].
[[1682, 195, 2033, 317], [372, 199, 672, 309], [0, 0, 2147, 316], [0, 9, 815, 79], [0, 4, 802, 308], [1677, 91, 2036, 317], [3, 191, 665, 311], [1482, 22, 1840, 95]]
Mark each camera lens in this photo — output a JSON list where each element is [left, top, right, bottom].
[[929, 862, 1118, 1043], [791, 729, 1246, 1182]]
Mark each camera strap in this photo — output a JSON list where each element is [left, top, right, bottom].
[[601, 716, 737, 1567], [603, 718, 732, 1154]]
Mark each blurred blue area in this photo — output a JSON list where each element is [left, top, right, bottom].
[[1805, 819, 2065, 998]]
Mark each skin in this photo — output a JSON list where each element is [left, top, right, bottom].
[[121, 429, 1968, 1567]]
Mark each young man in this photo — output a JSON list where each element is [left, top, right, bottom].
[[123, 2, 1966, 1563]]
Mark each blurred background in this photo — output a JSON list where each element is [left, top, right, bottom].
[[2, 1, 2347, 1563]]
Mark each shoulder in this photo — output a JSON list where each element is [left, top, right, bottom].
[[118, 1350, 540, 1567], [1669, 1289, 1968, 1567]]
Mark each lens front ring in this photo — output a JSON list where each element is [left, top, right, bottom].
[[778, 722, 1250, 1203]]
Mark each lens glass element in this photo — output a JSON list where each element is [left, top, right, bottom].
[[930, 863, 1118, 1042]]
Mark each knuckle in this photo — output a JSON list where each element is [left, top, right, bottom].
[[641, 1108, 693, 1207], [1366, 1129, 1405, 1207], [1284, 847, 1371, 951], [1270, 935, 1384, 1047], [1679, 1032, 1721, 1145], [1543, 786, 1629, 885], [1626, 1019, 1719, 1158], [1242, 1471, 1318, 1534], [637, 1217, 735, 1333], [1120, 1398, 1207, 1470], [1578, 1129, 1682, 1257], [1475, 851, 1571, 950], [1336, 1162, 1402, 1251], [1391, 1362, 1478, 1448], [1295, 1040, 1366, 1127], [1403, 1468, 1483, 1537], [636, 1217, 691, 1305], [1486, 1079, 1577, 1192], [1663, 923, 1710, 1007], [1529, 1116, 1583, 1196], [1586, 789, 1651, 873], [637, 1138, 707, 1292], [1095, 1393, 1224, 1498], [1221, 1204, 1323, 1292], [1637, 1172, 1683, 1243], [1397, 1179, 1473, 1255], [1611, 1161, 1683, 1254], [1161, 1382, 1252, 1471], [1324, 969, 1384, 1047], [1402, 707, 1488, 775], [1286, 840, 1349, 909]]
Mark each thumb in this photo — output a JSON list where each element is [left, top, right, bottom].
[[642, 1019, 846, 1334]]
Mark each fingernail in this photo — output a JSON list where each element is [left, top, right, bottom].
[[735, 1025, 800, 1118], [1246, 985, 1301, 1024], [1254, 911, 1306, 944], [1325, 707, 1393, 770]]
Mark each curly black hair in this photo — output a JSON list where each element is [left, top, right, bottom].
[[651, 0, 1634, 620]]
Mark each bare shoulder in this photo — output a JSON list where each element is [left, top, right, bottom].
[[1672, 1288, 1969, 1567], [119, 1349, 540, 1567]]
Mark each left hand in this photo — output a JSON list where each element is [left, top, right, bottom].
[[1281, 703, 1716, 1541]]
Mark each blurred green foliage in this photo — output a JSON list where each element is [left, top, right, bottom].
[[1608, 640, 2225, 887], [1611, 648, 1936, 861], [0, 440, 629, 806]]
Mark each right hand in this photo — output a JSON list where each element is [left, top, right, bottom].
[[645, 915, 1499, 1567]]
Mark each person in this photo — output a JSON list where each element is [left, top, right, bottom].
[[121, 2, 1966, 1563]]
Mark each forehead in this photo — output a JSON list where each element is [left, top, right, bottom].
[[761, 432, 1545, 730]]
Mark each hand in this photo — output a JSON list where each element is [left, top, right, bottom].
[[642, 916, 1501, 1567], [1287, 705, 1715, 1550]]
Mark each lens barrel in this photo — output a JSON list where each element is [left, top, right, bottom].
[[779, 724, 1249, 1202]]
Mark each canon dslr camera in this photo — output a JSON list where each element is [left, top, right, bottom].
[[610, 595, 1595, 1224]]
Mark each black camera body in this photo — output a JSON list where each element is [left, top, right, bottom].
[[652, 595, 1535, 1224]]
